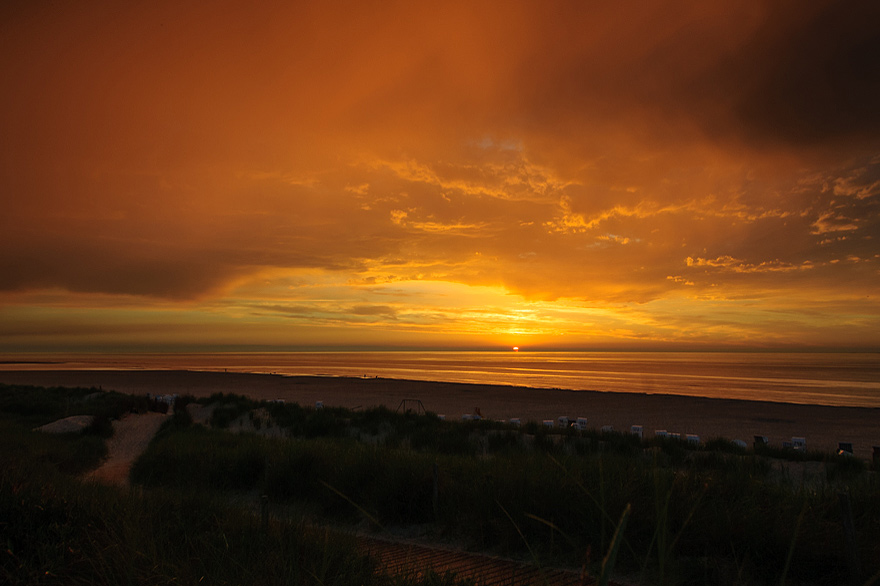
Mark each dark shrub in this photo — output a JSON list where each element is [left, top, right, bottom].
[[84, 414, 114, 438]]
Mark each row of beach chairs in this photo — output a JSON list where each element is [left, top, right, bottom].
[[147, 393, 178, 405], [314, 401, 873, 460], [450, 412, 860, 456]]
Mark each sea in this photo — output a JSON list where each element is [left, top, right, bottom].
[[1, 351, 879, 409]]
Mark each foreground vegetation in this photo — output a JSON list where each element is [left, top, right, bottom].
[[0, 385, 465, 586], [139, 393, 880, 585], [3, 384, 880, 585], [2, 459, 383, 585]]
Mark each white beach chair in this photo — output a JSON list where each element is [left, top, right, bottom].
[[792, 437, 806, 451], [557, 416, 570, 428], [509, 418, 521, 426], [576, 417, 588, 431], [655, 430, 668, 438], [601, 425, 614, 434], [315, 401, 323, 410], [630, 425, 643, 438], [686, 434, 700, 445], [543, 420, 554, 428]]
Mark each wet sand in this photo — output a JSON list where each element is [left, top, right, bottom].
[[2, 369, 878, 460]]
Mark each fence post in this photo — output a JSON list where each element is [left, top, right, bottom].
[[432, 462, 439, 519], [839, 490, 861, 584]]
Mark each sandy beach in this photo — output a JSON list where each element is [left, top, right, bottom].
[[2, 369, 878, 461]]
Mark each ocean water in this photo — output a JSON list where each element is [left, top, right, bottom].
[[2, 351, 879, 408]]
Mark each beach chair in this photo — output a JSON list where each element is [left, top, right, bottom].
[[686, 434, 700, 445], [557, 416, 570, 428], [733, 439, 748, 450], [792, 437, 806, 451], [601, 425, 614, 434], [542, 420, 554, 428], [315, 401, 323, 410], [838, 442, 854, 456], [655, 430, 668, 439], [630, 425, 643, 438], [576, 417, 588, 431], [753, 435, 769, 450]]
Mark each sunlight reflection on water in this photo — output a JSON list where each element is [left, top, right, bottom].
[[2, 351, 878, 408]]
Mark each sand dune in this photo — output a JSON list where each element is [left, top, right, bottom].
[[3, 369, 878, 461]]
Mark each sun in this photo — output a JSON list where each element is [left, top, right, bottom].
[[512, 346, 519, 352]]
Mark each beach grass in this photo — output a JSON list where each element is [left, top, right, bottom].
[[0, 382, 155, 427], [1, 386, 484, 586], [125, 393, 880, 585], [1, 459, 382, 585], [3, 384, 880, 585]]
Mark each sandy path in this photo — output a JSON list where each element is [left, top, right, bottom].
[[86, 411, 169, 486]]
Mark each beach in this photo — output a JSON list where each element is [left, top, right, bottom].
[[2, 369, 878, 460]]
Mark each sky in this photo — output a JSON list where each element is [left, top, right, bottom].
[[1, 0, 879, 352]]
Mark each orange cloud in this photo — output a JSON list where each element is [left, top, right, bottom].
[[1, 0, 878, 350]]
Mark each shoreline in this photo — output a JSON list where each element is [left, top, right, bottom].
[[2, 369, 878, 460]]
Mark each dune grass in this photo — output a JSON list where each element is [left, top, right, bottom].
[[130, 394, 880, 585], [1, 458, 382, 585], [0, 385, 478, 586], [3, 385, 880, 585]]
